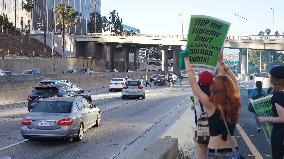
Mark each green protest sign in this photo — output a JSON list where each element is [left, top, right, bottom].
[[250, 95, 273, 143], [186, 15, 230, 71]]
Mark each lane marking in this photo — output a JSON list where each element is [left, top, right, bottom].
[[236, 124, 263, 159], [0, 139, 28, 152]]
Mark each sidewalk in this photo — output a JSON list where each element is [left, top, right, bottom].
[[160, 97, 196, 158]]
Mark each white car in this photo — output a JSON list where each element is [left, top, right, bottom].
[[109, 78, 127, 92], [122, 79, 145, 99]]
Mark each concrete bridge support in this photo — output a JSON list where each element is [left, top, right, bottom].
[[239, 48, 248, 77], [134, 47, 139, 70], [105, 45, 115, 70], [161, 47, 169, 74], [123, 46, 130, 72], [172, 46, 181, 75]]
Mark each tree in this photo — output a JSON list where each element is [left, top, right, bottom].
[[108, 10, 123, 35], [102, 16, 109, 32], [54, 2, 78, 57], [23, 0, 35, 12], [54, 3, 79, 29], [0, 14, 16, 34], [258, 31, 265, 36], [275, 31, 280, 37], [265, 29, 271, 36], [88, 12, 103, 33]]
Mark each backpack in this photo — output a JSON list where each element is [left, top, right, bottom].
[[194, 101, 210, 144], [248, 89, 264, 113]]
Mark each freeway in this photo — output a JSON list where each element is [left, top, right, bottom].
[[0, 82, 275, 159], [0, 86, 192, 159]]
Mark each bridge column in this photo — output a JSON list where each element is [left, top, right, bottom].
[[123, 46, 130, 72], [239, 48, 248, 78], [161, 46, 169, 74], [134, 47, 139, 70], [106, 45, 114, 70], [172, 46, 181, 75]]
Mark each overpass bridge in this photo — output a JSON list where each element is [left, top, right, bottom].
[[71, 33, 284, 76]]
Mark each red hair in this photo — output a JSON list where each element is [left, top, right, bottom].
[[209, 76, 241, 123]]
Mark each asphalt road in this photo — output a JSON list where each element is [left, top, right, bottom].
[[0, 85, 192, 159]]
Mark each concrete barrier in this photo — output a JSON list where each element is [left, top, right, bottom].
[[0, 72, 144, 105], [135, 137, 178, 159]]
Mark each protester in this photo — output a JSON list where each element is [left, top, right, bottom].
[[247, 75, 255, 96], [184, 51, 241, 158], [194, 71, 213, 159], [258, 66, 284, 159], [249, 81, 267, 132], [145, 73, 152, 87]]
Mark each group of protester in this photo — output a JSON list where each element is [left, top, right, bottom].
[[182, 48, 284, 159]]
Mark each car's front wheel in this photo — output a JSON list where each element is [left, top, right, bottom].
[[74, 123, 84, 142], [109, 88, 112, 92], [122, 95, 126, 99]]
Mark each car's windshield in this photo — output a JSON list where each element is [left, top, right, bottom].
[[32, 101, 72, 113]]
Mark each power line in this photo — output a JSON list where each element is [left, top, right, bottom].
[[234, 13, 248, 21]]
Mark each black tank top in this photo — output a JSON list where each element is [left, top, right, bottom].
[[208, 110, 236, 136]]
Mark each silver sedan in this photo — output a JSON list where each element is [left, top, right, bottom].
[[21, 96, 101, 141]]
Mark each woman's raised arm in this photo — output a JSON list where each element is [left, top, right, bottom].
[[184, 57, 211, 108]]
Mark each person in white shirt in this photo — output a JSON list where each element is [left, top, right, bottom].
[[247, 75, 255, 96]]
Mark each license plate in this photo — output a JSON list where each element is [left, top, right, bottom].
[[39, 120, 49, 126]]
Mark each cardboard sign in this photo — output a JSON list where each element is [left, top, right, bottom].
[[250, 95, 273, 143], [187, 15, 230, 71]]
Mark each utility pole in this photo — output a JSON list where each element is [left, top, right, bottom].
[[62, 2, 65, 58], [14, 0, 17, 35], [178, 13, 183, 38]]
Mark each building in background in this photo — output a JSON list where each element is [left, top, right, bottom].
[[0, 0, 101, 34]]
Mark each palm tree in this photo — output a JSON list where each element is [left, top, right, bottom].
[[23, 0, 36, 43], [54, 1, 78, 57]]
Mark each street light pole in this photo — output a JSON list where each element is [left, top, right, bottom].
[[270, 8, 275, 34], [178, 13, 183, 38]]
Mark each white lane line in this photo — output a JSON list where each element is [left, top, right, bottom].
[[236, 124, 263, 159], [0, 139, 28, 152]]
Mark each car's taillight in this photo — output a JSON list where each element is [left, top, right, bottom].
[[57, 118, 73, 125], [123, 85, 128, 89], [138, 85, 144, 89], [22, 118, 32, 125]]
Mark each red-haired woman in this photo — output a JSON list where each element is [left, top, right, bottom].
[[184, 52, 241, 158]]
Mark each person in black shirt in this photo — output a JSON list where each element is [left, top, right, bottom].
[[258, 66, 284, 159]]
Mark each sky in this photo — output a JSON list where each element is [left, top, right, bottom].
[[101, 0, 284, 36]]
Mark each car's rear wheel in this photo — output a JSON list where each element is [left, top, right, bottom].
[[74, 123, 84, 142], [142, 95, 145, 99], [122, 95, 126, 99], [109, 88, 112, 92]]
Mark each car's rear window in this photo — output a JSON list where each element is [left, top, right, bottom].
[[128, 81, 141, 86], [32, 101, 72, 113], [34, 87, 59, 95], [40, 82, 55, 85], [112, 78, 124, 81]]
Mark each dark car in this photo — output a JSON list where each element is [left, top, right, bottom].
[[27, 82, 85, 112], [150, 74, 159, 82], [153, 75, 168, 86]]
